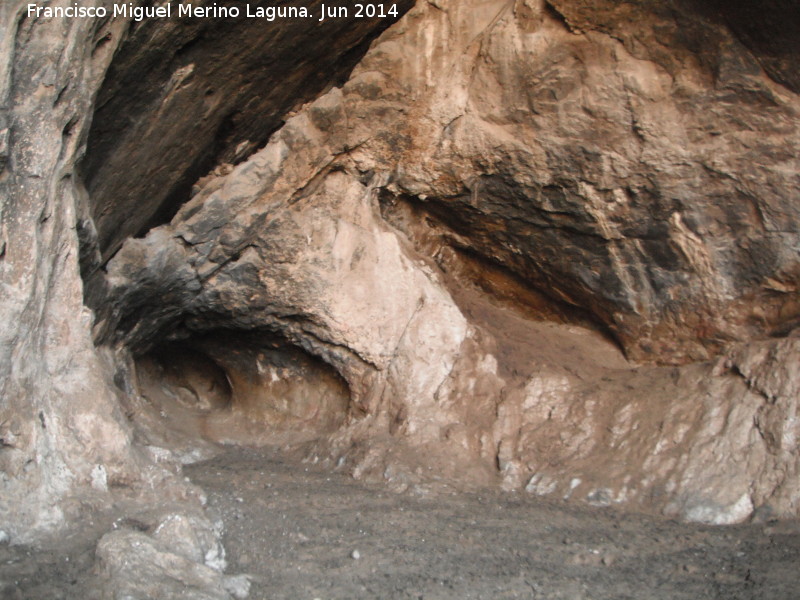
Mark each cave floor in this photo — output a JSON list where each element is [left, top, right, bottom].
[[186, 447, 800, 600], [3, 445, 800, 599]]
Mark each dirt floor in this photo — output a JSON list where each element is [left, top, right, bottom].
[[3, 445, 800, 599]]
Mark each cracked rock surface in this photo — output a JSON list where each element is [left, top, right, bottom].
[[1, 0, 800, 595], [97, 0, 800, 524]]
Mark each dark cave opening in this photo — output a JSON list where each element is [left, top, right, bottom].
[[133, 331, 353, 448], [137, 344, 233, 413]]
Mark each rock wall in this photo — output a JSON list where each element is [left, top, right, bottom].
[[98, 0, 800, 523], [2, 0, 799, 549], [80, 0, 410, 262], [0, 0, 161, 543], [0, 0, 410, 546]]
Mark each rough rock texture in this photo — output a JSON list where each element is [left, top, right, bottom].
[[2, 0, 411, 521], [95, 512, 251, 600], [80, 0, 411, 262], [101, 0, 800, 363], [691, 0, 800, 94], [131, 333, 352, 460], [2, 0, 800, 572], [0, 0, 181, 544], [93, 0, 800, 525]]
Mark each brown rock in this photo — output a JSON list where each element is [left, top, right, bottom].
[[92, 0, 800, 524], [2, 0, 800, 554]]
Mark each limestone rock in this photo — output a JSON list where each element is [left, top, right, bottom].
[[0, 0, 164, 543], [3, 0, 800, 549], [90, 2, 800, 523], [94, 0, 800, 523], [96, 522, 248, 600], [82, 0, 413, 261], [0, 0, 411, 543]]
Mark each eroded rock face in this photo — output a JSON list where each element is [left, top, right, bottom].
[[103, 0, 800, 363], [0, 0, 410, 548], [133, 333, 352, 457], [95, 0, 800, 524], [2, 0, 800, 556], [80, 0, 412, 263], [0, 0, 177, 544]]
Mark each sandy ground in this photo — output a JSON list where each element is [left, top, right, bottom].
[[3, 445, 800, 599]]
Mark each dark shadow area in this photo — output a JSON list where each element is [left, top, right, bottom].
[[80, 0, 414, 264], [134, 330, 353, 448], [700, 0, 800, 93]]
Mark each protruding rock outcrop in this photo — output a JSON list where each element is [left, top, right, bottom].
[[96, 0, 800, 524], [80, 0, 411, 262], [2, 0, 799, 562], [0, 0, 410, 547]]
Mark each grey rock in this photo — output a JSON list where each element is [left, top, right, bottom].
[[96, 527, 239, 600]]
